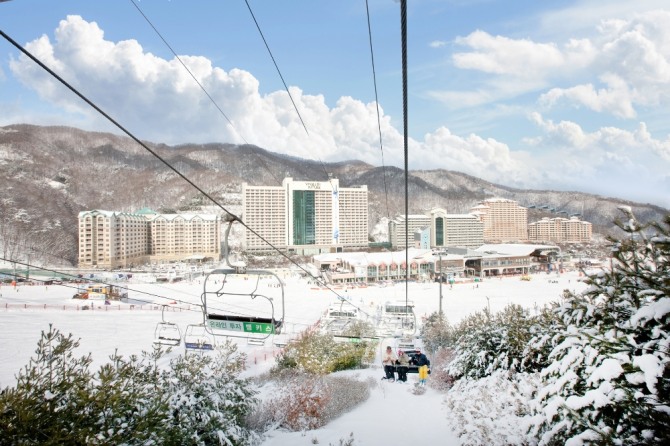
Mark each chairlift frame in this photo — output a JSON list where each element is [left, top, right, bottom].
[[200, 267, 285, 341], [153, 305, 182, 346], [200, 218, 285, 342], [183, 323, 215, 352]]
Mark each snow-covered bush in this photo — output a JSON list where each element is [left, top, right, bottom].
[[427, 347, 457, 391], [447, 304, 544, 380], [0, 325, 259, 446], [272, 328, 375, 375], [527, 211, 670, 445], [420, 312, 455, 354], [255, 372, 371, 432], [444, 370, 542, 446], [166, 339, 259, 445]]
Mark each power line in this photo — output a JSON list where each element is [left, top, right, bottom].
[[128, 0, 248, 145], [365, 0, 390, 220], [243, 0, 309, 136], [2, 257, 326, 329], [1, 257, 204, 312]]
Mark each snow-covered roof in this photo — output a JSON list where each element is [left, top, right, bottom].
[[78, 209, 138, 218], [147, 213, 219, 221], [475, 243, 560, 257], [313, 249, 434, 267]]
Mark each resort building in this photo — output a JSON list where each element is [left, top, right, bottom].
[[429, 208, 484, 249], [78, 210, 150, 269], [311, 243, 560, 284], [242, 177, 368, 255], [390, 209, 484, 250], [528, 217, 592, 243], [470, 198, 528, 243], [78, 209, 221, 268], [388, 215, 431, 249]]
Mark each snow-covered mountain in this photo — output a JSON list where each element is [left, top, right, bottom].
[[1, 123, 667, 265]]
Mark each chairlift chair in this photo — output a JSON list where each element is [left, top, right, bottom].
[[183, 323, 215, 352], [201, 267, 285, 342], [153, 305, 182, 346]]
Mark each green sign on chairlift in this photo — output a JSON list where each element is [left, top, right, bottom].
[[208, 320, 274, 334]]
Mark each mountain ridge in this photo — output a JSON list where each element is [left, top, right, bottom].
[[1, 123, 667, 265]]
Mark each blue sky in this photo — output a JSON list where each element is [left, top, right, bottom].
[[1, 0, 669, 208]]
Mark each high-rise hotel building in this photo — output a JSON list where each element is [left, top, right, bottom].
[[470, 198, 528, 243], [528, 216, 592, 243], [429, 208, 484, 249], [242, 178, 368, 254]]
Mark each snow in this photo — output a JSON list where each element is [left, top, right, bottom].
[[633, 354, 663, 394], [631, 297, 670, 325], [0, 268, 588, 445]]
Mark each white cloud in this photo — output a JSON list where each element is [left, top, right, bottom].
[[524, 113, 670, 204], [540, 73, 636, 118], [453, 31, 566, 77], [538, 10, 670, 118], [428, 31, 596, 109], [429, 40, 447, 48]]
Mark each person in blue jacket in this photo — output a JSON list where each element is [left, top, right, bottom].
[[412, 347, 430, 386]]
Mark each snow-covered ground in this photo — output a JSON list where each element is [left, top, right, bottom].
[[0, 269, 589, 445]]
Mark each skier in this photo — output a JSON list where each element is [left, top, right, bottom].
[[382, 345, 397, 381], [396, 350, 410, 382], [412, 347, 430, 387]]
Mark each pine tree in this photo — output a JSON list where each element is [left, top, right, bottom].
[[420, 311, 454, 354], [0, 327, 260, 446], [447, 304, 540, 380], [528, 211, 670, 445], [0, 325, 94, 445]]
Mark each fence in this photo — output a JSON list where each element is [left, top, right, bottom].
[[1, 302, 193, 312]]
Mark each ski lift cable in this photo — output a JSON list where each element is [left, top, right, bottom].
[[243, 0, 308, 136], [365, 0, 391, 219], [2, 259, 201, 311], [0, 29, 354, 305], [128, 0, 249, 145], [400, 0, 411, 318], [241, 0, 361, 235], [4, 258, 286, 325]]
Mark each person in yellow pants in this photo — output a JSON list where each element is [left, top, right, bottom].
[[413, 347, 431, 387]]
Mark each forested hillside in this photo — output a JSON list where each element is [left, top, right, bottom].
[[1, 124, 667, 265]]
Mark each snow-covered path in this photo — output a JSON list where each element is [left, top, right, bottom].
[[259, 365, 458, 445]]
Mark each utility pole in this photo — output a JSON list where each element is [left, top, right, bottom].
[[438, 252, 443, 317]]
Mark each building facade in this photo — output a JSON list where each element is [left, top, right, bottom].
[[242, 178, 368, 254], [429, 208, 484, 249], [470, 198, 528, 243], [78, 210, 221, 268], [388, 214, 431, 249], [147, 214, 221, 261], [528, 217, 592, 243], [78, 210, 149, 269]]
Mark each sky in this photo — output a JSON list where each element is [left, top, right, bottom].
[[1, 0, 669, 208], [0, 266, 589, 445]]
